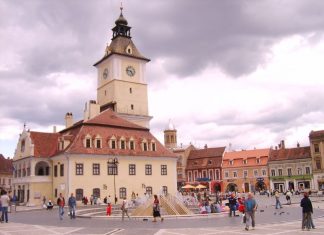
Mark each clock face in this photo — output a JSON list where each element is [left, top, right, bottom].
[[103, 68, 108, 79], [126, 66, 135, 77]]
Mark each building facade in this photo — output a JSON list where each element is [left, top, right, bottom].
[[0, 154, 13, 193], [309, 130, 324, 190], [186, 146, 225, 192], [222, 149, 270, 193], [12, 7, 177, 206], [268, 142, 312, 193], [12, 130, 58, 205]]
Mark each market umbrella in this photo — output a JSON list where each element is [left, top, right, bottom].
[[195, 184, 207, 189], [181, 184, 195, 189]]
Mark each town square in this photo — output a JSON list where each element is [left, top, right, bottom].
[[2, 0, 324, 234]]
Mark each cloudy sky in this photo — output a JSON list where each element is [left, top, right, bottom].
[[1, 0, 324, 157]]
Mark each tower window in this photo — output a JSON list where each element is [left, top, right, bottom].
[[104, 90, 107, 96], [128, 48, 131, 54], [129, 88, 132, 93], [131, 104, 134, 110]]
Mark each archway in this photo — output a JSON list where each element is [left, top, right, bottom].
[[226, 183, 238, 192], [35, 161, 50, 176], [255, 181, 266, 191]]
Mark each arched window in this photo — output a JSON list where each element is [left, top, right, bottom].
[[76, 189, 83, 201]]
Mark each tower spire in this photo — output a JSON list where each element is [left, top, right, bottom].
[[120, 1, 123, 15]]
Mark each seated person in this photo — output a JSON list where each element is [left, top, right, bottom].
[[47, 200, 54, 210]]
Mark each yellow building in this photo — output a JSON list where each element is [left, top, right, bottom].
[[12, 7, 177, 206]]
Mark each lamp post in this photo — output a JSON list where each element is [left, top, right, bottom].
[[108, 157, 119, 204]]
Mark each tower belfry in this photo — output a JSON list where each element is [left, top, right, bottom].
[[93, 6, 152, 128]]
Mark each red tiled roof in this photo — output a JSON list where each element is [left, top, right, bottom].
[[186, 147, 225, 170], [26, 109, 176, 159], [309, 130, 324, 138], [188, 147, 226, 160], [268, 146, 311, 162], [84, 109, 148, 130], [223, 148, 270, 160], [64, 125, 176, 157], [0, 154, 13, 175], [29, 132, 60, 157]]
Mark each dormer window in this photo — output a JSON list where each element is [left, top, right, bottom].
[[151, 141, 156, 151], [95, 135, 102, 148], [143, 142, 148, 151], [243, 159, 247, 165], [142, 139, 148, 151], [229, 160, 234, 165], [111, 140, 116, 149], [208, 160, 212, 165], [86, 138, 91, 148], [129, 138, 135, 150], [194, 161, 198, 165], [120, 139, 126, 150], [126, 45, 132, 54], [256, 158, 261, 164]]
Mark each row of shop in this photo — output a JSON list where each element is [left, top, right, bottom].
[[179, 176, 313, 193]]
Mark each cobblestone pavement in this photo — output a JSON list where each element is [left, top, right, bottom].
[[1, 217, 324, 235], [1, 195, 323, 235]]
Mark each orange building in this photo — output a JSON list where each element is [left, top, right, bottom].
[[222, 149, 270, 193]]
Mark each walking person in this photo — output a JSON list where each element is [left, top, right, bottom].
[[121, 197, 130, 221], [285, 191, 292, 205], [68, 193, 76, 219], [57, 193, 65, 220], [152, 194, 163, 222], [274, 191, 282, 209], [244, 193, 257, 231], [1, 191, 10, 223], [228, 193, 237, 217], [300, 192, 313, 231]]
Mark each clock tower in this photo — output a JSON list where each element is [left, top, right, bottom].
[[94, 6, 152, 128]]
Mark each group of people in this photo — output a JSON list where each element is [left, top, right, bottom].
[[56, 193, 77, 220]]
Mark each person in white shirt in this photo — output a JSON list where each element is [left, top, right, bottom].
[[121, 198, 130, 220], [1, 191, 10, 223]]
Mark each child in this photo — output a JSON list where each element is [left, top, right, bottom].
[[238, 197, 246, 223], [106, 203, 112, 216]]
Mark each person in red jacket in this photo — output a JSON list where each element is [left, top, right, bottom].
[[238, 197, 246, 223], [106, 203, 112, 216]]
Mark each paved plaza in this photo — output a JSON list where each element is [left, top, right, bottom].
[[1, 195, 324, 235]]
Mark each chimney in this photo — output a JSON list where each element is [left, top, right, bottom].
[[53, 126, 57, 133], [84, 100, 100, 121], [204, 144, 208, 149], [65, 112, 74, 128], [297, 142, 300, 148], [280, 140, 285, 149]]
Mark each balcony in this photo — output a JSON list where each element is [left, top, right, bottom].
[[12, 175, 52, 184]]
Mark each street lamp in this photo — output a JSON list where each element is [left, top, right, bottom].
[[108, 157, 119, 204]]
